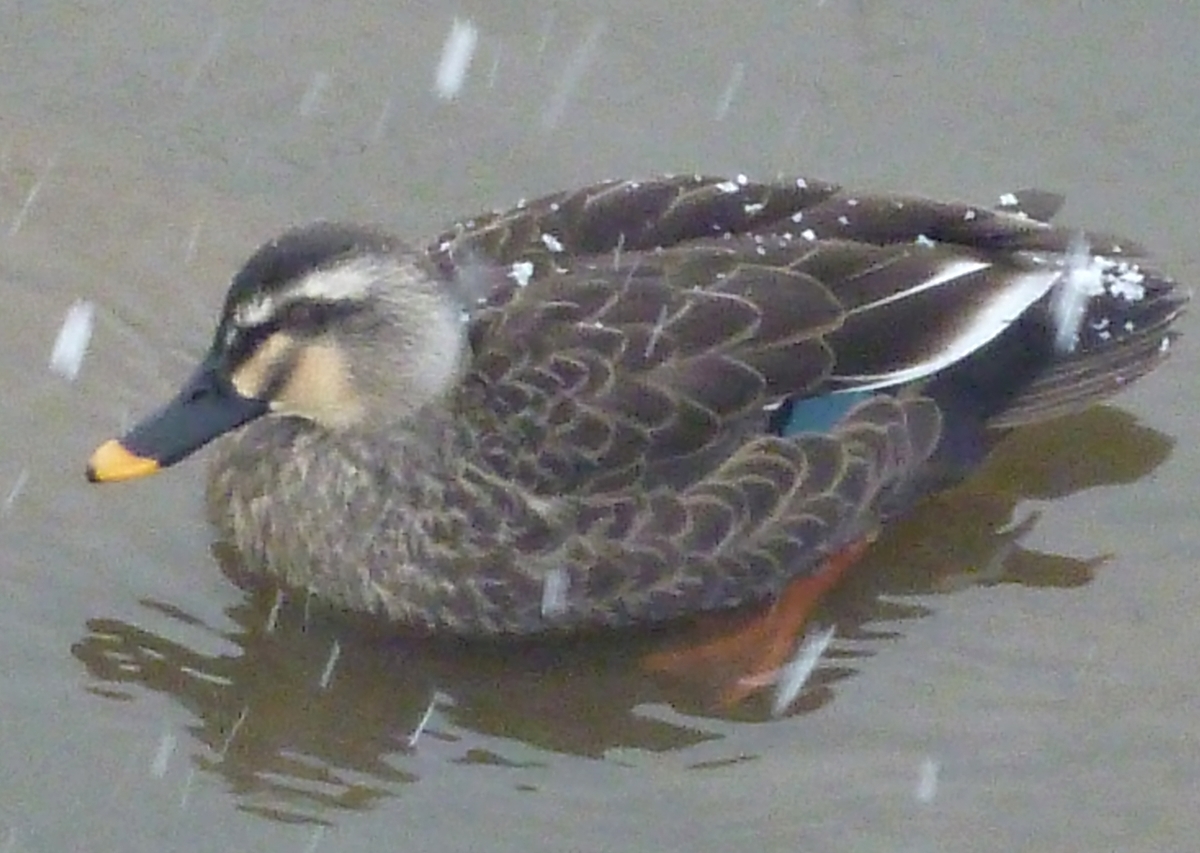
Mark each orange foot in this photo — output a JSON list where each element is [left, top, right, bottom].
[[643, 537, 871, 707]]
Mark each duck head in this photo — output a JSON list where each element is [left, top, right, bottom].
[[86, 222, 466, 482]]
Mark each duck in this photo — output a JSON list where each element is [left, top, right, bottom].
[[86, 173, 1186, 696]]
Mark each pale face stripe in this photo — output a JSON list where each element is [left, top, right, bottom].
[[233, 258, 394, 328]]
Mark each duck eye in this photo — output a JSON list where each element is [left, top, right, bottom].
[[281, 301, 320, 329], [222, 321, 277, 368]]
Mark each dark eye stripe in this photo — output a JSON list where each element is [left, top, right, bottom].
[[218, 297, 367, 369], [279, 298, 365, 334]]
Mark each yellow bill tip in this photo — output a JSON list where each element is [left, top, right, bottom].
[[86, 439, 160, 483]]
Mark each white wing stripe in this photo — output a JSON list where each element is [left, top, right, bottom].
[[837, 267, 1062, 390]]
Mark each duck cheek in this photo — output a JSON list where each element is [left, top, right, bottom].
[[270, 343, 366, 429]]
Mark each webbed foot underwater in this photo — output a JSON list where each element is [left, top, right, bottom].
[[85, 175, 1187, 658]]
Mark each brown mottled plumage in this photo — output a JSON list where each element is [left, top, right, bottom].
[[87, 174, 1187, 635]]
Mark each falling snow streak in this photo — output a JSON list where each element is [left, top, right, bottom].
[[540, 569, 568, 617], [151, 730, 177, 778], [298, 71, 332, 118], [8, 151, 58, 237], [645, 304, 669, 357], [435, 18, 479, 99], [217, 705, 249, 758], [2, 469, 28, 516], [487, 43, 501, 89], [540, 21, 606, 130], [772, 623, 836, 716], [407, 694, 440, 748], [1052, 233, 1100, 353], [318, 639, 341, 689], [49, 300, 95, 380], [916, 757, 940, 803], [265, 588, 284, 633], [368, 97, 393, 145], [183, 217, 203, 266], [713, 62, 745, 121]]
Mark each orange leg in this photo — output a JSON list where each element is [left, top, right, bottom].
[[643, 537, 870, 706]]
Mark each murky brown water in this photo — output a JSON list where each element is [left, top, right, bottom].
[[3, 2, 1199, 850]]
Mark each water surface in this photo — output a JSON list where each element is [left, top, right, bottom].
[[2, 2, 1198, 850]]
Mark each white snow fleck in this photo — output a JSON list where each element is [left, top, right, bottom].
[[541, 568, 569, 617], [964, 209, 977, 221], [800, 228, 817, 241], [1160, 336, 1171, 353], [541, 232, 565, 252], [736, 173, 748, 186], [1109, 277, 1146, 301], [837, 215, 850, 226], [915, 234, 936, 247], [549, 202, 560, 212], [795, 177, 808, 189], [1124, 320, 1135, 333], [434, 18, 478, 99], [846, 197, 859, 206], [715, 180, 740, 194], [771, 623, 836, 717], [743, 202, 766, 215], [790, 211, 804, 223], [755, 245, 766, 255], [1104, 259, 1146, 301], [49, 299, 94, 380], [915, 757, 940, 803], [997, 192, 1019, 206], [509, 261, 534, 287]]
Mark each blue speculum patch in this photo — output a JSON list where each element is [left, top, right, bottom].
[[775, 389, 873, 435]]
